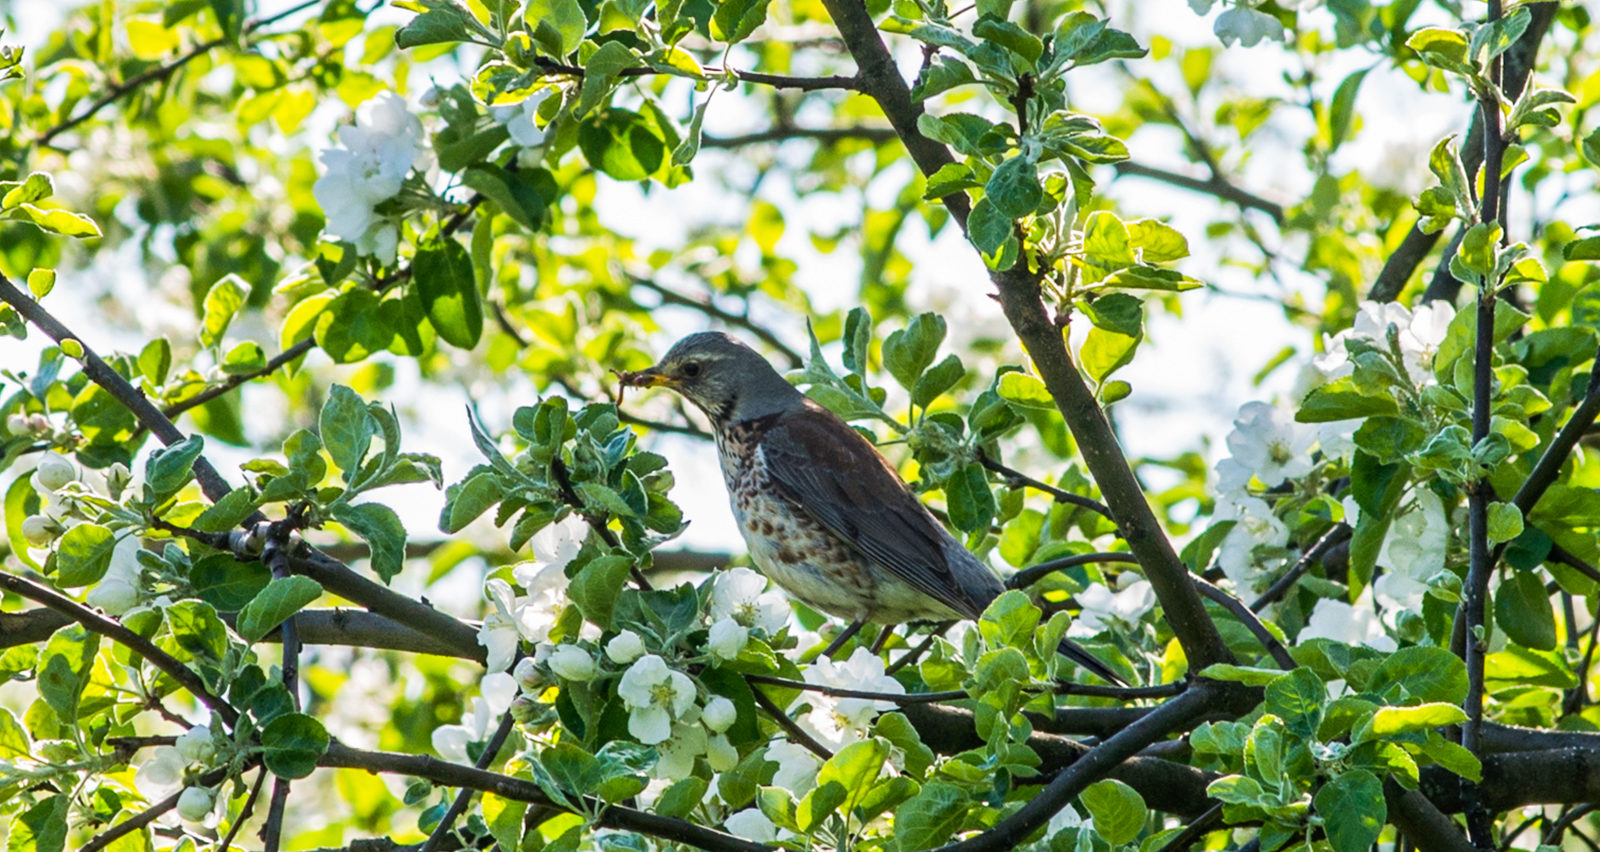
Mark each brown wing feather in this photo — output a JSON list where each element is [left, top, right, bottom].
[[759, 402, 999, 619]]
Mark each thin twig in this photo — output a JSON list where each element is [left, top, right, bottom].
[[1249, 523, 1352, 611], [751, 688, 833, 760], [1190, 576, 1293, 669], [744, 673, 966, 704], [629, 276, 804, 368], [1008, 552, 1140, 590], [421, 711, 518, 852], [977, 450, 1115, 523]]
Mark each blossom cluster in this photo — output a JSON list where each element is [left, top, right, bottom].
[[311, 92, 431, 264], [1210, 300, 1458, 648]]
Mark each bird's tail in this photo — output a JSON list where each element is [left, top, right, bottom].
[[1055, 637, 1127, 686]]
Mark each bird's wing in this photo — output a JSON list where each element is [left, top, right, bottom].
[[759, 402, 999, 619]]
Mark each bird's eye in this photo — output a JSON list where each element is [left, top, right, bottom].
[[680, 361, 702, 379]]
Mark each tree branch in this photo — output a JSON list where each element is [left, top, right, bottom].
[[1111, 161, 1284, 225], [702, 125, 898, 148]]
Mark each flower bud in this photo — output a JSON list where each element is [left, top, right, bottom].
[[87, 578, 138, 616], [28, 414, 49, 433], [20, 515, 62, 546], [606, 630, 646, 664], [513, 656, 545, 692], [510, 694, 539, 724], [707, 617, 748, 661], [5, 414, 30, 436], [175, 726, 215, 763], [34, 454, 76, 491], [176, 785, 215, 821], [702, 696, 737, 733], [548, 645, 597, 681], [105, 463, 132, 499]]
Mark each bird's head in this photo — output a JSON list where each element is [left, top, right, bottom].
[[621, 331, 800, 425]]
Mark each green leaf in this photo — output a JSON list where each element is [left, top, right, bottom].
[[1327, 69, 1369, 153], [8, 795, 67, 852], [818, 738, 888, 814], [11, 204, 101, 238], [1406, 27, 1472, 73], [912, 354, 965, 409], [331, 502, 408, 582], [1486, 501, 1524, 545], [524, 0, 587, 55], [997, 372, 1053, 409], [1081, 779, 1146, 845], [944, 462, 996, 535], [237, 576, 324, 642], [1313, 769, 1385, 852], [55, 524, 117, 587], [985, 155, 1043, 219], [711, 0, 772, 43], [1296, 379, 1399, 422], [1583, 127, 1600, 168], [146, 434, 205, 499], [38, 626, 99, 721], [797, 780, 848, 833], [200, 273, 249, 348], [395, 0, 484, 48], [575, 41, 639, 118], [654, 777, 709, 819], [883, 313, 947, 389], [1080, 211, 1135, 280], [578, 109, 667, 182], [922, 162, 980, 199], [568, 554, 633, 629], [1124, 218, 1189, 263], [320, 384, 374, 476], [27, 269, 55, 299], [895, 782, 969, 851], [461, 164, 549, 232], [1371, 647, 1466, 703], [1081, 325, 1139, 385], [1, 173, 53, 209], [261, 712, 330, 779], [967, 195, 1011, 257], [414, 236, 483, 350], [1362, 703, 1467, 739], [1264, 667, 1324, 737], [1495, 569, 1557, 651]]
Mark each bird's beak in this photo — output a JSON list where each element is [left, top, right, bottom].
[[620, 365, 675, 388]]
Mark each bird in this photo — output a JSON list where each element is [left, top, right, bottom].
[[620, 331, 1125, 685]]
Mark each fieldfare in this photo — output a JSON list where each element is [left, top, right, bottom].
[[622, 331, 1124, 685]]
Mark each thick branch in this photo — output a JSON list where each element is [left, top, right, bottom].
[[320, 742, 775, 852], [993, 274, 1233, 669]]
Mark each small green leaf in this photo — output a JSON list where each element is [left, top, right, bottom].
[[568, 554, 633, 629], [414, 236, 483, 350], [261, 712, 330, 779], [997, 372, 1054, 409], [320, 384, 374, 476], [1363, 703, 1468, 739], [1081, 778, 1146, 845], [1495, 569, 1557, 651], [1313, 769, 1385, 852], [12, 204, 102, 238], [1486, 501, 1523, 545], [26, 269, 55, 299], [1296, 380, 1400, 422], [1, 173, 54, 209], [331, 502, 407, 583], [145, 435, 205, 500], [39, 626, 99, 721], [200, 273, 250, 348], [882, 313, 947, 390], [56, 524, 117, 587], [985, 155, 1043, 220], [237, 576, 324, 642], [894, 782, 969, 851]]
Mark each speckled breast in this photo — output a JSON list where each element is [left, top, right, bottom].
[[713, 418, 960, 624]]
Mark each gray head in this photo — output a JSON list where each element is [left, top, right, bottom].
[[622, 332, 804, 425]]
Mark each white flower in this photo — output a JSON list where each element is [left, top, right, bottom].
[[1214, 5, 1284, 46], [607, 630, 646, 664], [20, 515, 62, 547], [87, 536, 143, 614], [1374, 489, 1450, 610], [1315, 301, 1456, 387], [1300, 596, 1396, 652], [794, 648, 903, 749], [33, 453, 76, 491], [711, 568, 791, 633], [521, 517, 587, 578], [549, 645, 597, 681], [765, 740, 822, 794], [312, 92, 429, 262], [176, 786, 215, 822], [618, 655, 697, 744], [1215, 496, 1289, 592], [175, 726, 215, 764], [491, 88, 555, 149], [135, 746, 186, 799], [1225, 402, 1315, 487], [478, 579, 524, 673], [725, 808, 779, 842], [707, 616, 749, 660], [432, 676, 514, 763], [1070, 579, 1155, 638], [654, 721, 707, 777], [1213, 458, 1253, 500], [702, 696, 737, 733]]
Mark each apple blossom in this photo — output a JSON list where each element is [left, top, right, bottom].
[[606, 630, 646, 663], [707, 616, 749, 660], [1070, 579, 1156, 637], [33, 453, 75, 491], [617, 654, 696, 744], [176, 785, 215, 822], [725, 808, 779, 842], [702, 696, 737, 733], [711, 567, 790, 634], [548, 644, 597, 681]]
